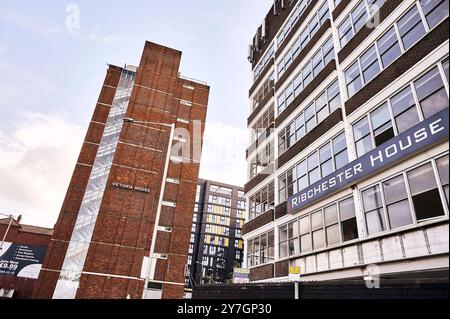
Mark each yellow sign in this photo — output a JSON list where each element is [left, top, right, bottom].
[[289, 266, 301, 275]]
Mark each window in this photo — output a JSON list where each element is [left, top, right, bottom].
[[324, 204, 340, 245], [338, 0, 386, 47], [419, 0, 449, 29], [362, 185, 386, 235], [352, 60, 449, 157], [278, 197, 356, 256], [361, 45, 381, 83], [278, 133, 349, 202], [384, 175, 413, 229], [391, 86, 420, 134], [414, 66, 449, 119], [288, 221, 300, 256], [277, 38, 335, 114], [340, 197, 358, 242], [407, 163, 445, 220], [279, 225, 288, 258], [436, 155, 449, 205], [377, 26, 401, 68], [268, 231, 275, 262], [299, 216, 311, 253], [278, 80, 341, 154], [249, 182, 275, 220], [311, 211, 325, 250], [260, 233, 268, 264], [397, 4, 426, 50], [346, 62, 363, 97], [371, 103, 394, 147]]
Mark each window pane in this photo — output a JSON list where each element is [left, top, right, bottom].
[[383, 175, 408, 204], [395, 107, 422, 134], [378, 26, 402, 67], [366, 209, 386, 235], [391, 86, 420, 133], [414, 66, 449, 119], [339, 197, 356, 221], [324, 204, 338, 226], [313, 230, 325, 250], [288, 221, 299, 239], [436, 155, 449, 187], [408, 163, 438, 195], [407, 163, 445, 220], [361, 45, 381, 83], [420, 0, 449, 29], [352, 1, 368, 32], [279, 241, 288, 258], [339, 16, 353, 46], [279, 225, 288, 242], [289, 239, 300, 256], [300, 234, 311, 252], [333, 133, 347, 153], [362, 185, 383, 212], [311, 211, 323, 230], [299, 216, 310, 235], [397, 5, 426, 50], [353, 116, 370, 140], [387, 200, 413, 228], [308, 152, 319, 169], [326, 224, 340, 245], [342, 218, 358, 241], [346, 62, 363, 96], [320, 143, 333, 162], [321, 159, 334, 177], [443, 59, 449, 83], [335, 151, 349, 170]]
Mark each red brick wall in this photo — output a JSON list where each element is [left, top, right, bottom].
[[0, 223, 52, 299], [32, 42, 209, 300]]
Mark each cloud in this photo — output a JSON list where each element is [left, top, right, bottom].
[[0, 112, 85, 228], [199, 121, 247, 187], [0, 8, 129, 44]]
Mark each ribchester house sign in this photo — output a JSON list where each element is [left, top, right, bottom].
[[112, 182, 150, 193], [287, 108, 449, 215]]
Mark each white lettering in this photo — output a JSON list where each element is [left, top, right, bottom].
[[354, 163, 363, 175], [414, 128, 428, 143], [292, 197, 298, 208], [370, 151, 383, 167], [385, 144, 398, 158], [329, 177, 336, 188], [345, 168, 353, 179], [399, 136, 412, 151], [430, 118, 444, 135]]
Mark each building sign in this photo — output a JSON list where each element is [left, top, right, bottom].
[[288, 266, 301, 281], [288, 108, 449, 215], [0, 242, 47, 279], [112, 182, 150, 193], [233, 268, 250, 284]]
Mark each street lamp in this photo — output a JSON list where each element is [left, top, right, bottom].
[[0, 213, 16, 252], [123, 117, 176, 299]]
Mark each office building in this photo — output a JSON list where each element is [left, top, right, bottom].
[[244, 0, 448, 283], [184, 179, 245, 296], [32, 41, 210, 299]]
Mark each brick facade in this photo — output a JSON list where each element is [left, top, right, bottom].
[[32, 41, 209, 299]]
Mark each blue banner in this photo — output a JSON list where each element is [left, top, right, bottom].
[[287, 108, 449, 215]]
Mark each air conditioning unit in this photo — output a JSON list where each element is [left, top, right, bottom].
[[0, 289, 14, 299], [254, 34, 261, 52], [247, 44, 254, 63], [261, 19, 267, 39], [273, 0, 279, 15]]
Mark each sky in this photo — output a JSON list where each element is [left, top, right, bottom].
[[0, 0, 273, 228]]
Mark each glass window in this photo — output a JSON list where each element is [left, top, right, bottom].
[[407, 163, 445, 220], [354, 117, 373, 157], [279, 226, 288, 259], [436, 155, 449, 205], [377, 26, 402, 67], [383, 175, 413, 229], [323, 37, 335, 65], [397, 5, 426, 50], [305, 103, 317, 132], [288, 221, 300, 256], [313, 50, 324, 77], [311, 211, 324, 250], [420, 0, 449, 29], [391, 86, 420, 134], [339, 16, 354, 47], [339, 197, 358, 241], [333, 133, 349, 170], [362, 185, 386, 235], [303, 62, 313, 86], [443, 59, 449, 83], [346, 62, 363, 97], [328, 80, 341, 111], [299, 216, 311, 253], [316, 92, 329, 123], [371, 103, 394, 147], [361, 44, 381, 83], [324, 204, 340, 245], [414, 66, 449, 119], [352, 1, 368, 33]]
